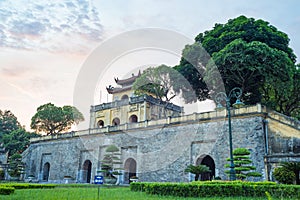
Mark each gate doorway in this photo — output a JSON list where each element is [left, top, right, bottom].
[[124, 158, 137, 183], [43, 162, 50, 181], [196, 155, 215, 181], [82, 160, 92, 183]]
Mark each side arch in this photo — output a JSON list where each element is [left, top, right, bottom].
[[97, 120, 104, 128], [124, 158, 137, 183], [43, 162, 50, 181], [82, 160, 92, 183]]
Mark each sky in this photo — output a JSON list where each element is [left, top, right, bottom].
[[1, 0, 300, 130]]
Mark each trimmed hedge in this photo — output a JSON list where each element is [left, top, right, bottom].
[[0, 186, 15, 195], [0, 183, 56, 190], [130, 181, 300, 199]]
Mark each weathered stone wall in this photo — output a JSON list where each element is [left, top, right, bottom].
[[22, 105, 300, 183], [264, 111, 300, 181]]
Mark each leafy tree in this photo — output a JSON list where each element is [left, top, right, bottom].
[[0, 110, 22, 142], [30, 103, 84, 135], [101, 145, 122, 179], [262, 66, 300, 118], [2, 129, 38, 157], [184, 164, 211, 181], [175, 15, 299, 118], [133, 65, 193, 103], [273, 167, 295, 184], [174, 42, 211, 103], [205, 39, 294, 104], [195, 15, 296, 63], [225, 148, 262, 180]]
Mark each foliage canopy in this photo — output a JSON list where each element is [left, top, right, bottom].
[[133, 65, 194, 103], [185, 164, 211, 181], [175, 15, 299, 118], [30, 103, 84, 135]]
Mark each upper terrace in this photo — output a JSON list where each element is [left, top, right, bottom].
[[91, 94, 183, 113], [29, 104, 300, 143]]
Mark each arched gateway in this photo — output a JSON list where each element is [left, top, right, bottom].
[[43, 162, 50, 181], [196, 155, 215, 180], [82, 160, 92, 183], [124, 158, 137, 183]]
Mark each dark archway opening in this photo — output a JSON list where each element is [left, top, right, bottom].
[[129, 115, 138, 123], [196, 155, 215, 181], [83, 160, 92, 183], [121, 95, 129, 100], [97, 120, 104, 128], [112, 118, 120, 126], [43, 162, 50, 181], [124, 158, 137, 183]]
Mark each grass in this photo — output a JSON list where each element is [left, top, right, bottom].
[[0, 185, 294, 200]]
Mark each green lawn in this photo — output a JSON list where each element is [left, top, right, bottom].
[[1, 186, 291, 200]]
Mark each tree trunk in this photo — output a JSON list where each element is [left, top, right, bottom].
[[295, 170, 300, 185], [194, 174, 199, 181]]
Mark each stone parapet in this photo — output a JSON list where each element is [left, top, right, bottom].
[[30, 104, 268, 143]]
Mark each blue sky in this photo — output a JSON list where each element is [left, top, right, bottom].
[[1, 0, 299, 130]]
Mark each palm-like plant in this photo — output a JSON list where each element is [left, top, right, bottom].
[[185, 164, 211, 181], [280, 162, 300, 185]]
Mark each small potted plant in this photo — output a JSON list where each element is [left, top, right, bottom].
[[27, 174, 35, 182], [130, 176, 138, 182], [63, 175, 73, 184]]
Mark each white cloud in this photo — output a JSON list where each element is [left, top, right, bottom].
[[0, 0, 103, 53]]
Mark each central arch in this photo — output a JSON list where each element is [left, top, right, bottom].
[[43, 162, 50, 181], [196, 155, 215, 181], [129, 115, 138, 123], [112, 117, 120, 126], [121, 94, 129, 100], [124, 158, 137, 183], [82, 160, 92, 183]]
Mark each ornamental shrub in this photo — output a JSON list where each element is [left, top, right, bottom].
[[273, 167, 295, 184], [0, 186, 15, 195], [0, 169, 4, 180], [225, 148, 262, 180], [130, 181, 300, 199]]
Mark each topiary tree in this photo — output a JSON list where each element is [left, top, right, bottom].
[[185, 164, 211, 181], [273, 167, 295, 184], [7, 153, 24, 178], [101, 145, 122, 182], [225, 148, 262, 180]]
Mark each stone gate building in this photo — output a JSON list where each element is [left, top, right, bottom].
[[22, 74, 300, 183]]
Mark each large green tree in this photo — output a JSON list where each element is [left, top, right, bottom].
[[196, 16, 296, 62], [262, 66, 300, 118], [175, 15, 299, 118], [30, 103, 84, 135], [2, 129, 38, 157], [133, 65, 194, 103], [0, 110, 22, 141], [205, 39, 294, 104]]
